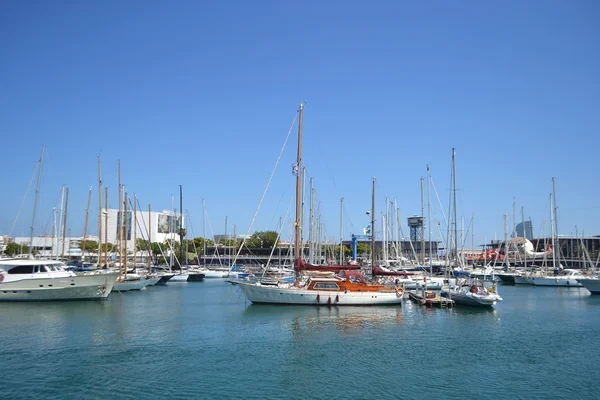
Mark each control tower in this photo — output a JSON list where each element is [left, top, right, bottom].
[[407, 216, 424, 242]]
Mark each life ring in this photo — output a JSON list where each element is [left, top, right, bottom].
[[388, 276, 395, 282], [0, 273, 4, 282], [395, 286, 404, 298]]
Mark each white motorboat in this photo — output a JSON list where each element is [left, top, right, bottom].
[[577, 277, 600, 294], [112, 273, 155, 292], [440, 279, 502, 307], [530, 269, 584, 287], [0, 259, 118, 301]]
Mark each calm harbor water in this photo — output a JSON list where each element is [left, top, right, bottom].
[[1, 281, 599, 400]]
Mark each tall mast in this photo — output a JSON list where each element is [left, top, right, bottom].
[[550, 193, 556, 270], [81, 187, 92, 261], [61, 187, 69, 260], [133, 194, 137, 267], [339, 197, 344, 265], [427, 165, 432, 274], [104, 187, 108, 267], [371, 177, 376, 275], [57, 186, 65, 260], [97, 155, 103, 265], [179, 185, 184, 267], [420, 176, 425, 265], [552, 177, 559, 262], [452, 148, 458, 262], [504, 212, 509, 269], [28, 145, 45, 259], [148, 204, 152, 273], [202, 198, 206, 267], [118, 160, 122, 271], [294, 103, 303, 285], [124, 191, 128, 278]]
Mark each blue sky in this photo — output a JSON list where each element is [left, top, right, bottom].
[[1, 1, 599, 248]]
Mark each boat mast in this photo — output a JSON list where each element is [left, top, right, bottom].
[[28, 145, 45, 259], [339, 197, 343, 265], [61, 187, 69, 260], [550, 193, 556, 270], [124, 191, 128, 278], [104, 187, 108, 267], [81, 187, 92, 262], [420, 176, 425, 265], [452, 148, 458, 266], [148, 204, 152, 273], [371, 176, 375, 276], [97, 156, 103, 265], [202, 198, 206, 267], [294, 103, 303, 286], [552, 177, 560, 265], [133, 194, 137, 268], [117, 160, 122, 273], [179, 185, 184, 267], [427, 164, 432, 275]]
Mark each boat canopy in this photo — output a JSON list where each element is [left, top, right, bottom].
[[371, 265, 414, 276], [295, 258, 361, 272]]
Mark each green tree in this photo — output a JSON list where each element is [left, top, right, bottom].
[[192, 237, 213, 254], [100, 242, 114, 252], [79, 240, 98, 253], [4, 242, 28, 256], [356, 242, 371, 255], [246, 231, 279, 248]]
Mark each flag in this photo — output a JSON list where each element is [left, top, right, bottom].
[[291, 163, 299, 176]]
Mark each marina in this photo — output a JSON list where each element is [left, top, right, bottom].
[[1, 280, 599, 399], [1, 2, 599, 399]]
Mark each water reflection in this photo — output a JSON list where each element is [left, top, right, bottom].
[[242, 304, 405, 334]]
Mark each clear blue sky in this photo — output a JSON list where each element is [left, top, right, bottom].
[[1, 1, 599, 248]]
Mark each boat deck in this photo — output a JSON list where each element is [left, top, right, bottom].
[[408, 291, 455, 308]]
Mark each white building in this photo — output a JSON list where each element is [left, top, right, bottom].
[[103, 209, 183, 248], [12, 235, 100, 259]]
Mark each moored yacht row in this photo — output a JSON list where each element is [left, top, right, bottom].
[[0, 256, 246, 301]]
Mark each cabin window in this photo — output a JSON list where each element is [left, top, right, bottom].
[[7, 265, 34, 274], [40, 266, 48, 272], [34, 265, 40, 273], [313, 282, 340, 290]]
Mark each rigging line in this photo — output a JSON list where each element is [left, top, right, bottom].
[[8, 164, 38, 237], [203, 202, 222, 266], [231, 109, 299, 266], [265, 194, 294, 270]]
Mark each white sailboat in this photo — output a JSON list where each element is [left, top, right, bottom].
[[237, 105, 403, 306], [440, 149, 502, 307]]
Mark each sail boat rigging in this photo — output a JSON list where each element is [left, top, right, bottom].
[[237, 105, 403, 305]]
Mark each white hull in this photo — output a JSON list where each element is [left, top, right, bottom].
[[577, 278, 600, 294], [237, 282, 402, 305], [144, 276, 161, 286], [530, 276, 583, 287], [112, 278, 152, 292], [200, 269, 229, 278], [169, 273, 189, 282], [441, 290, 501, 307], [0, 272, 118, 301], [513, 275, 533, 285]]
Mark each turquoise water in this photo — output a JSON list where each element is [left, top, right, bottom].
[[1, 281, 599, 399]]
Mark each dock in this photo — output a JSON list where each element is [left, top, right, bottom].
[[408, 290, 454, 308]]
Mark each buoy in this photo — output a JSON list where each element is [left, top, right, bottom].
[[316, 294, 320, 303], [335, 294, 339, 303]]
